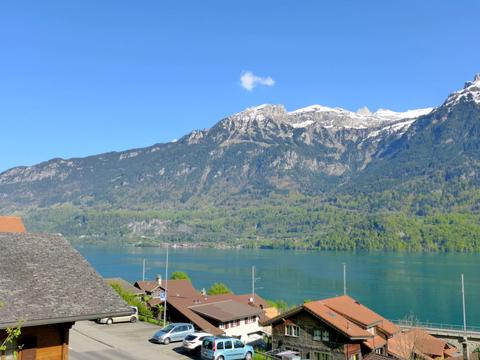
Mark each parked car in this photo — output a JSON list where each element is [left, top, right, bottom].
[[97, 306, 138, 325], [183, 331, 213, 352], [151, 323, 195, 345], [201, 336, 254, 360]]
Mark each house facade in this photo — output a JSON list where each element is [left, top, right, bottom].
[[264, 301, 372, 360]]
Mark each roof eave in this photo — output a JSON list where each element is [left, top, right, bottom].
[[0, 310, 133, 330]]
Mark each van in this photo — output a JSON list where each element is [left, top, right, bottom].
[[201, 336, 254, 360], [97, 306, 138, 325]]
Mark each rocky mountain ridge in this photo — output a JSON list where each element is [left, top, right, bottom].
[[1, 74, 480, 251]]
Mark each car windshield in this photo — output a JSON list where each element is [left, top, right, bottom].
[[159, 324, 175, 333], [184, 335, 196, 341], [202, 339, 213, 350]]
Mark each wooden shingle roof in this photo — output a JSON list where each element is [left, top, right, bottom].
[[0, 233, 132, 329]]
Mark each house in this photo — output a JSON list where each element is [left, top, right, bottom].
[[262, 295, 402, 360], [135, 276, 275, 342], [320, 295, 400, 355], [0, 216, 26, 233], [0, 233, 132, 360], [388, 328, 458, 360], [167, 295, 266, 341]]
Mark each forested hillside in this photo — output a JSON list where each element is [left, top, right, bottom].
[[3, 74, 480, 251]]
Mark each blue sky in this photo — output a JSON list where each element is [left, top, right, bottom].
[[1, 0, 479, 171]]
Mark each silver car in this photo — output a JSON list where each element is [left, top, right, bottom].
[[151, 323, 195, 345]]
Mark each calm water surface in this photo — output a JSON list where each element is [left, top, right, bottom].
[[75, 246, 480, 327]]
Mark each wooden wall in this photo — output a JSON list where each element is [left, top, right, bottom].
[[1, 322, 72, 360]]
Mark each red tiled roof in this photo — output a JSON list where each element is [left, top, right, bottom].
[[0, 216, 26, 233], [363, 335, 387, 350], [304, 301, 373, 339], [388, 329, 456, 360], [322, 295, 400, 336]]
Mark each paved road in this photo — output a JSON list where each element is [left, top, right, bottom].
[[69, 320, 198, 360]]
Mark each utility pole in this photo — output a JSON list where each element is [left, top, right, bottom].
[[461, 274, 469, 360], [462, 274, 467, 335], [163, 246, 169, 326], [343, 263, 347, 295], [142, 259, 146, 281], [252, 266, 255, 303]]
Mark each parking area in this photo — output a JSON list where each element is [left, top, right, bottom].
[[69, 320, 199, 360]]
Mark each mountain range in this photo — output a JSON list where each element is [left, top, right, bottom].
[[2, 74, 480, 251]]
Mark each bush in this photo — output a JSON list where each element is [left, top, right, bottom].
[[170, 271, 190, 280], [207, 282, 232, 295]]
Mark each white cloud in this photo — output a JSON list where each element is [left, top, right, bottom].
[[240, 71, 275, 91]]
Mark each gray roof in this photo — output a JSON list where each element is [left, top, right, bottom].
[[0, 233, 132, 329]]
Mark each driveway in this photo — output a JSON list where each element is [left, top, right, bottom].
[[69, 320, 198, 360]]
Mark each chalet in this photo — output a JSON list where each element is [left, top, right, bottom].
[[0, 216, 26, 233], [262, 295, 402, 360], [134, 276, 275, 342], [0, 233, 132, 360], [167, 294, 266, 342]]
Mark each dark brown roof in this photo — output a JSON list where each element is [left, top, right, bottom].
[[135, 279, 199, 298], [190, 300, 262, 322], [0, 216, 26, 233], [167, 296, 224, 336], [0, 233, 132, 329], [164, 292, 269, 336], [134, 280, 159, 292]]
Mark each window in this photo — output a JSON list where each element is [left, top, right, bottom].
[[219, 323, 225, 329], [217, 341, 224, 350], [350, 354, 359, 360], [225, 340, 233, 349], [231, 320, 240, 327], [234, 340, 244, 349], [375, 348, 383, 355], [245, 316, 256, 324], [314, 352, 331, 360], [285, 324, 300, 337], [313, 329, 330, 341]]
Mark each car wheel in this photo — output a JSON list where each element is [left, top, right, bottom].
[[245, 352, 252, 360], [217, 357, 225, 360], [130, 316, 137, 323], [106, 318, 113, 325], [163, 337, 170, 345]]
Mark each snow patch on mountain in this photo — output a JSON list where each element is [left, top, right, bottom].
[[444, 73, 480, 107]]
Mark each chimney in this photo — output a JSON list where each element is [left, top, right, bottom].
[[462, 338, 469, 360], [156, 274, 162, 285]]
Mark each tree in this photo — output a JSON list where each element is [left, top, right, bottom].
[[0, 301, 22, 357], [170, 271, 190, 281], [207, 283, 232, 295]]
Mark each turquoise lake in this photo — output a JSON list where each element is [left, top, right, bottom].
[[75, 246, 480, 327]]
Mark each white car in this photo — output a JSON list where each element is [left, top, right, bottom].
[[97, 306, 138, 325], [182, 331, 213, 352]]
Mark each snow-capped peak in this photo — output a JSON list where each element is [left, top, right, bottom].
[[444, 73, 480, 107]]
